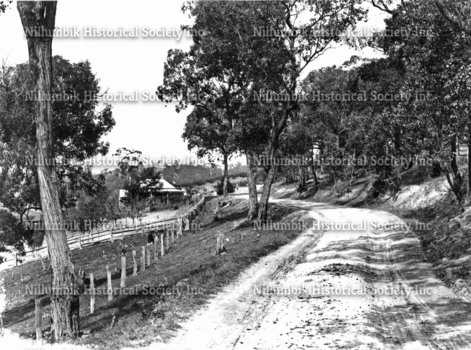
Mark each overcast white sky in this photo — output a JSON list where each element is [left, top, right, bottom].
[[0, 0, 387, 165]]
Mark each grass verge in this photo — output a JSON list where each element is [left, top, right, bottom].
[[1, 197, 311, 349]]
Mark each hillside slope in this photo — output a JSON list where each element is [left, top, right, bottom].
[[0, 197, 310, 349]]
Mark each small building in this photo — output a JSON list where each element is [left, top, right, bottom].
[[153, 177, 186, 204], [118, 189, 128, 207], [119, 175, 186, 208]]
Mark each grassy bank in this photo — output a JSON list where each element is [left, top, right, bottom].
[[1, 197, 312, 349]]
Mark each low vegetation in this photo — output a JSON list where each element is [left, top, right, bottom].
[[0, 198, 312, 349]]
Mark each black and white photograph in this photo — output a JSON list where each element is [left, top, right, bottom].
[[1, 0, 471, 349]]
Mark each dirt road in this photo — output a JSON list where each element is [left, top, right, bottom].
[[138, 200, 471, 350]]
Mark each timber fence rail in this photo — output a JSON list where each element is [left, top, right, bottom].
[[6, 195, 207, 266], [30, 195, 210, 341]]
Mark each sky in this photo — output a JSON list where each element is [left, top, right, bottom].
[[0, 0, 388, 167]]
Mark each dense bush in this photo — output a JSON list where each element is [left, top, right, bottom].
[[215, 178, 235, 195], [238, 179, 248, 187]]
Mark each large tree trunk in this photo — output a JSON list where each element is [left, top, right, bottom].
[[468, 125, 471, 196], [18, 1, 77, 340], [311, 148, 319, 185], [258, 165, 276, 223], [451, 136, 459, 175], [246, 153, 259, 220], [297, 163, 306, 191], [445, 136, 464, 202], [222, 153, 229, 197], [257, 106, 291, 223]]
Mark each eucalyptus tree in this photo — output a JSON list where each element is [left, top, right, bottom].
[[15, 1, 111, 339], [251, 0, 368, 222], [160, 1, 368, 221], [158, 1, 287, 209], [0, 57, 114, 220], [378, 0, 471, 200]]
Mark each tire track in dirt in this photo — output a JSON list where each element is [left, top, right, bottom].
[[135, 201, 471, 350], [134, 207, 326, 350], [376, 213, 471, 350]]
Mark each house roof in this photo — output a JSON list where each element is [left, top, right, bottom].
[[131, 177, 187, 196], [158, 179, 186, 194]]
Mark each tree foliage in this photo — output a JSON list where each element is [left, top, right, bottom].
[[0, 56, 114, 249]]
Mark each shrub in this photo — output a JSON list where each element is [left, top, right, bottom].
[[238, 179, 248, 187], [215, 178, 235, 196]]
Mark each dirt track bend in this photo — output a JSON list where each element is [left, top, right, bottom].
[[134, 200, 471, 350]]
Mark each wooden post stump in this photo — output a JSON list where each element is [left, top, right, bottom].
[[106, 265, 113, 301], [132, 250, 138, 276], [185, 217, 190, 231], [178, 218, 183, 236], [40, 256, 47, 271], [146, 244, 151, 266], [90, 273, 95, 314], [215, 233, 226, 255], [161, 234, 164, 256], [120, 255, 126, 292], [35, 298, 42, 341], [153, 236, 158, 261], [141, 246, 146, 271]]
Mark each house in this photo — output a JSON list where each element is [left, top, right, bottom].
[[152, 176, 186, 204], [118, 189, 128, 207], [119, 175, 186, 206]]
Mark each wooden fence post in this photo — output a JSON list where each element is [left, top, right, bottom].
[[161, 234, 164, 256], [110, 228, 114, 243], [120, 255, 126, 293], [35, 298, 42, 341], [78, 233, 82, 249], [215, 233, 226, 255], [106, 265, 113, 301], [153, 236, 158, 261], [178, 218, 183, 237], [141, 246, 146, 272], [132, 250, 137, 276], [146, 244, 151, 266], [110, 315, 117, 329], [90, 273, 95, 314], [40, 256, 47, 271], [184, 217, 189, 232]]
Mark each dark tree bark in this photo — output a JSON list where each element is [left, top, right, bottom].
[[17, 1, 77, 340], [297, 161, 307, 191], [246, 153, 259, 220], [222, 152, 229, 197], [258, 165, 276, 223], [257, 107, 290, 223], [311, 156, 319, 185], [445, 137, 464, 202], [451, 137, 459, 175], [468, 126, 471, 196]]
